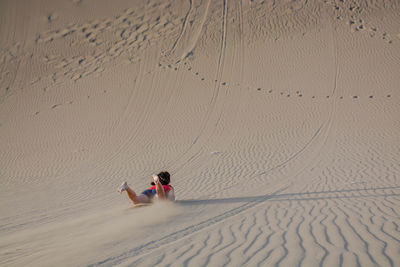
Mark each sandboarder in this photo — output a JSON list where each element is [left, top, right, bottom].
[[117, 171, 175, 204]]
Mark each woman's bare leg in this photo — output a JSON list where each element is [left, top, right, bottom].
[[118, 182, 150, 204], [126, 186, 150, 204]]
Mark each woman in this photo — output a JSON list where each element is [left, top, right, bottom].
[[117, 171, 175, 204]]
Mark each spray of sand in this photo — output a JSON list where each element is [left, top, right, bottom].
[[0, 202, 180, 266]]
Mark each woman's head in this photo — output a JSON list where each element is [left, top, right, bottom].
[[157, 171, 170, 185], [151, 171, 170, 185]]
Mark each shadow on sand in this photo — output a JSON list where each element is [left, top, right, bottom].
[[177, 185, 400, 206]]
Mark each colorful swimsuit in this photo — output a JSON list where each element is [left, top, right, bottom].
[[141, 185, 172, 199]]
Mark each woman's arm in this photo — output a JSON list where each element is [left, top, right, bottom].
[[167, 186, 175, 201], [153, 174, 166, 200]]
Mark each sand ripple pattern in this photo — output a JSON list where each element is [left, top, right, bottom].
[[0, 0, 399, 266], [96, 186, 400, 267]]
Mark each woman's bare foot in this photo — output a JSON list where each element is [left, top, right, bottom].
[[117, 181, 128, 194]]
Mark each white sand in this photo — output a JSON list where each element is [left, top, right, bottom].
[[1, 0, 399, 266]]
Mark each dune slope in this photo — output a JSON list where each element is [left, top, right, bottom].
[[0, 0, 399, 266]]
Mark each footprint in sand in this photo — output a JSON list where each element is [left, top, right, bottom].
[[71, 0, 83, 5], [46, 13, 58, 23], [331, 0, 395, 44], [35, 4, 180, 83]]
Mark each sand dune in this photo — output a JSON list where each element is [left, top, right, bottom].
[[0, 0, 399, 266]]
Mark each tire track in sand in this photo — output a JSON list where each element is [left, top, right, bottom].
[[166, 0, 231, 174], [88, 184, 289, 266]]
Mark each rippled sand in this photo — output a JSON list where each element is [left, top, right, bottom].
[[1, 0, 399, 266]]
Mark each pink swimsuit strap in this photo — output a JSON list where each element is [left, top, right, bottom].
[[149, 184, 171, 193]]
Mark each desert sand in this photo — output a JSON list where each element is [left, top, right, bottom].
[[1, 0, 399, 266]]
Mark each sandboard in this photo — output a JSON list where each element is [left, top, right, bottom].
[[130, 203, 152, 208]]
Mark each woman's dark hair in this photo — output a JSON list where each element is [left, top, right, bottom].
[[151, 171, 170, 185]]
